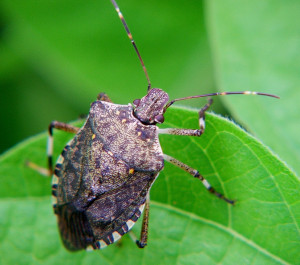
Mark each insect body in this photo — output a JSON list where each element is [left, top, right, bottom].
[[52, 95, 165, 250], [28, 0, 279, 251]]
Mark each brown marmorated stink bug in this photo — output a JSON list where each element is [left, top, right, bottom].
[[27, 0, 279, 251]]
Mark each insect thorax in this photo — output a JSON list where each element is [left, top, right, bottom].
[[89, 100, 164, 170]]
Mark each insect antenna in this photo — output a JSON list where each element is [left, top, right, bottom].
[[110, 0, 151, 91], [164, 91, 280, 110]]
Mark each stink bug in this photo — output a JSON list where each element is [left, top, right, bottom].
[[27, 0, 279, 251]]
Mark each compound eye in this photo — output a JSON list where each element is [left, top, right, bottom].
[[154, 114, 164, 124], [133, 99, 141, 106]]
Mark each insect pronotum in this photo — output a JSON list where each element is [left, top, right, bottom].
[[27, 0, 279, 251]]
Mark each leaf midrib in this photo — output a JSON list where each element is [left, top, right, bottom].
[[151, 200, 290, 265]]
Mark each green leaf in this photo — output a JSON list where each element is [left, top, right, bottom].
[[206, 0, 300, 176], [0, 107, 299, 265]]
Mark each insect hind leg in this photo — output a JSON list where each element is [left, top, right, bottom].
[[126, 194, 150, 248], [136, 193, 150, 248], [163, 154, 235, 205]]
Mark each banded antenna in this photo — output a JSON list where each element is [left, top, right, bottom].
[[110, 0, 279, 103], [110, 0, 151, 91], [165, 91, 280, 110]]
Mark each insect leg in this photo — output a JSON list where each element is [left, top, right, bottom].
[[136, 193, 150, 248], [163, 154, 235, 205], [97, 93, 113, 102], [159, 98, 213, 137], [25, 161, 52, 176], [26, 121, 80, 176], [47, 121, 79, 175]]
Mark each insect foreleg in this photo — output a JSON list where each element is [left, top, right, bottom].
[[159, 98, 213, 137], [163, 154, 235, 205]]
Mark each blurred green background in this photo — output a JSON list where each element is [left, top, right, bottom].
[[0, 0, 219, 153], [0, 0, 300, 176]]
